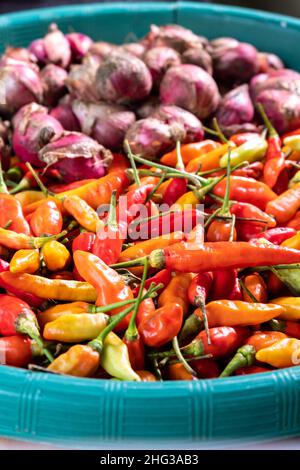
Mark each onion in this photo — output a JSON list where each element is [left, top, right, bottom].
[[160, 64, 220, 119], [12, 103, 63, 167], [50, 104, 80, 132], [29, 23, 71, 69], [151, 105, 203, 143], [182, 46, 213, 75], [0, 64, 43, 114], [143, 47, 181, 86], [39, 132, 112, 183], [120, 43, 146, 59], [40, 64, 67, 106], [66, 58, 99, 101], [255, 89, 300, 134], [258, 52, 284, 74], [66, 32, 93, 61], [216, 84, 254, 127], [95, 51, 152, 104], [72, 100, 136, 149], [143, 24, 208, 53]]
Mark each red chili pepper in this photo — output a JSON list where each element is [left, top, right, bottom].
[[210, 270, 238, 301], [250, 227, 296, 245], [0, 294, 40, 337], [189, 358, 220, 378], [0, 194, 31, 235], [230, 201, 276, 241], [72, 232, 96, 253], [230, 132, 260, 147], [287, 211, 300, 230], [128, 208, 202, 240], [30, 200, 63, 236], [228, 277, 243, 300], [188, 272, 213, 307], [213, 176, 277, 211], [0, 335, 33, 367], [92, 190, 126, 265], [49, 179, 97, 193], [132, 269, 172, 297], [232, 161, 263, 180], [136, 290, 156, 328], [235, 365, 271, 375], [257, 104, 285, 189], [183, 326, 249, 359], [139, 303, 183, 348], [117, 183, 155, 227], [123, 335, 145, 370], [10, 170, 46, 195], [163, 178, 187, 207]]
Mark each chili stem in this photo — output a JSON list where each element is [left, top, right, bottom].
[[172, 335, 197, 376], [126, 259, 149, 338], [25, 163, 55, 197], [238, 278, 259, 303], [124, 140, 140, 187]]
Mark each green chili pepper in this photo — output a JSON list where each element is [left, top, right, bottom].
[[220, 136, 267, 168], [219, 344, 256, 377]]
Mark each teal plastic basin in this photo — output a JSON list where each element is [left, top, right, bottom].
[[1, 2, 300, 446]]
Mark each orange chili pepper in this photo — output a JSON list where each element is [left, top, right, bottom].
[[266, 183, 300, 223], [15, 191, 46, 208], [37, 301, 91, 327], [246, 330, 287, 351], [135, 370, 157, 381], [63, 195, 104, 233], [186, 143, 229, 173], [287, 210, 300, 231], [73, 251, 133, 330], [0, 194, 31, 235], [47, 344, 100, 377], [107, 153, 130, 174], [42, 240, 71, 271], [241, 273, 268, 303], [194, 300, 283, 327], [30, 200, 63, 236], [165, 363, 193, 380], [161, 140, 220, 167], [139, 303, 183, 348], [158, 272, 193, 316]]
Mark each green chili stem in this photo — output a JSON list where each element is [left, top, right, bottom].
[[25, 163, 55, 198], [238, 278, 259, 303], [146, 173, 167, 202], [110, 256, 148, 269], [126, 259, 149, 339], [0, 158, 8, 194], [256, 103, 277, 137], [172, 336, 197, 376], [175, 141, 185, 171], [3, 220, 12, 229], [30, 333, 54, 363], [212, 117, 229, 144], [124, 140, 141, 187]]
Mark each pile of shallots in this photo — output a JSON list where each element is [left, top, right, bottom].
[[0, 22, 299, 178]]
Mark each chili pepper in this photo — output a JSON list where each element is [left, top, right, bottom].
[[287, 211, 300, 231], [213, 176, 276, 211], [128, 176, 160, 192], [116, 231, 185, 275], [0, 294, 53, 362], [0, 336, 40, 368], [257, 103, 286, 188], [265, 183, 300, 224], [37, 301, 91, 327], [271, 297, 300, 321], [117, 183, 155, 228], [92, 190, 125, 265], [194, 300, 283, 327], [15, 190, 45, 208], [283, 134, 300, 152], [186, 222, 204, 246], [186, 143, 230, 173], [251, 227, 296, 246], [73, 251, 133, 328], [47, 344, 100, 377], [0, 257, 9, 273], [164, 363, 194, 380], [0, 174, 31, 234], [210, 269, 238, 301], [272, 168, 289, 195], [161, 140, 220, 167], [136, 370, 157, 381], [241, 273, 268, 303], [136, 292, 156, 328], [30, 200, 63, 236], [49, 179, 97, 193], [230, 132, 260, 147], [232, 161, 263, 179], [10, 249, 40, 274], [0, 227, 65, 250], [230, 201, 276, 241], [207, 151, 237, 242], [108, 153, 130, 174], [267, 271, 286, 296], [246, 330, 287, 350], [235, 365, 271, 375], [148, 241, 300, 273], [281, 230, 300, 250], [162, 141, 187, 207], [133, 269, 172, 297], [123, 260, 148, 370], [9, 170, 40, 194], [256, 338, 300, 368], [158, 272, 193, 316], [191, 358, 220, 378], [43, 313, 109, 342], [0, 271, 97, 302], [63, 195, 104, 233], [49, 271, 75, 281], [42, 240, 71, 271], [72, 231, 95, 253], [173, 191, 199, 210], [140, 303, 183, 348], [220, 135, 267, 169], [269, 318, 300, 339], [188, 272, 213, 307], [182, 326, 249, 359], [128, 209, 202, 240]]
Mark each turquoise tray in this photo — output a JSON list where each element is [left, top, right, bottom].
[[1, 2, 300, 446]]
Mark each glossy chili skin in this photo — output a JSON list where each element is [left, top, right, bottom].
[[0, 194, 31, 235], [30, 200, 63, 236], [0, 335, 33, 367], [139, 303, 183, 348]]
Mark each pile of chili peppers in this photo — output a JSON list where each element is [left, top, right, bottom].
[[2, 111, 300, 382]]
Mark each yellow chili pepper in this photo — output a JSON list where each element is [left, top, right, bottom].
[[37, 301, 91, 327], [0, 271, 97, 302], [281, 231, 300, 250], [173, 191, 199, 210], [47, 344, 100, 377], [10, 249, 40, 274], [271, 297, 300, 321], [42, 240, 71, 271], [158, 272, 193, 316], [220, 136, 267, 168], [185, 143, 230, 173], [63, 195, 104, 233], [43, 313, 109, 342], [15, 191, 46, 207], [256, 338, 300, 368]]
